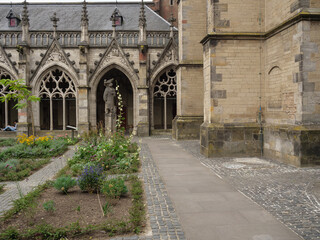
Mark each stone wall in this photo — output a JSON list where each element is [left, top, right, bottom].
[[206, 0, 265, 33], [201, 0, 320, 166], [264, 125, 320, 167], [173, 0, 206, 140], [210, 39, 262, 123], [264, 24, 300, 124]]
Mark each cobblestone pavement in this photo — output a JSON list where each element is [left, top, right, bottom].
[[178, 140, 320, 240], [0, 146, 76, 215], [119, 142, 186, 240]]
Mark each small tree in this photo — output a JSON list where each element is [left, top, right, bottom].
[[0, 79, 40, 135]]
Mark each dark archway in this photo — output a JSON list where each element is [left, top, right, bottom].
[[96, 68, 133, 132], [0, 68, 18, 128], [153, 68, 177, 130]]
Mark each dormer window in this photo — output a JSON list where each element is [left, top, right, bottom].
[[6, 9, 21, 28], [110, 8, 123, 27]]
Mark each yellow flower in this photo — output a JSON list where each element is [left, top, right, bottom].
[[61, 187, 65, 191]]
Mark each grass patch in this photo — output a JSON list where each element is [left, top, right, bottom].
[[0, 139, 16, 147], [0, 158, 50, 182]]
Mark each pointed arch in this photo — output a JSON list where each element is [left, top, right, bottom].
[[89, 63, 138, 131], [30, 39, 79, 84], [151, 66, 177, 130], [34, 66, 78, 131], [89, 38, 139, 85], [0, 67, 18, 128]]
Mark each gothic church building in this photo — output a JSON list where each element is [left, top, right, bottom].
[[1, 0, 320, 167]]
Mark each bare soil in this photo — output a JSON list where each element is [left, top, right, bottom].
[[0, 185, 134, 239]]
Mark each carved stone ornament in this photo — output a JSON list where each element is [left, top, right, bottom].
[[45, 46, 68, 65]]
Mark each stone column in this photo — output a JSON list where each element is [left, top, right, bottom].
[[17, 1, 31, 135], [172, 0, 206, 140], [77, 0, 90, 134], [136, 0, 150, 136]]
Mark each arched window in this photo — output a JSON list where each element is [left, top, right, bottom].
[[0, 68, 18, 128], [153, 68, 177, 130], [39, 68, 77, 130]]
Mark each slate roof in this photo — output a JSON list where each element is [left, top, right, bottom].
[[0, 3, 171, 31]]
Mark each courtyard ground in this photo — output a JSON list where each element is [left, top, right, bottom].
[[0, 136, 319, 239]]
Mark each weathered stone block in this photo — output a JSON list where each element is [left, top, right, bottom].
[[264, 125, 320, 167], [200, 122, 261, 157], [172, 116, 204, 140]]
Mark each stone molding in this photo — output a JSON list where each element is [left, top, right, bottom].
[[201, 10, 320, 44]]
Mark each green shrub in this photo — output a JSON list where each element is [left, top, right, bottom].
[[0, 159, 18, 173], [43, 200, 56, 213], [77, 165, 103, 193], [101, 177, 128, 199], [103, 202, 113, 215], [54, 175, 76, 193]]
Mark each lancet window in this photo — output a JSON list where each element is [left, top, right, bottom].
[[38, 68, 77, 130], [153, 68, 177, 130], [0, 68, 18, 128]]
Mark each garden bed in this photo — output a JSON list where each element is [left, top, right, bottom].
[[0, 135, 79, 182], [0, 175, 145, 240]]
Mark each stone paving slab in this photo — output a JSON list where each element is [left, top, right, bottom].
[[144, 137, 303, 240], [178, 139, 320, 240]]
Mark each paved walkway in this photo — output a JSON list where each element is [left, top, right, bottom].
[[1, 137, 319, 240], [142, 137, 304, 240]]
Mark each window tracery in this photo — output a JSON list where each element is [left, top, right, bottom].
[[0, 68, 17, 128], [38, 68, 77, 130], [153, 68, 177, 130]]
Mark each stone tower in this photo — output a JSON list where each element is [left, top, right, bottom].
[[200, 0, 320, 166]]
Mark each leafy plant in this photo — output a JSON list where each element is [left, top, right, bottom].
[[0, 226, 20, 240], [101, 177, 128, 199], [43, 200, 56, 213], [54, 175, 76, 193], [77, 165, 104, 193], [103, 202, 113, 215], [0, 184, 5, 194]]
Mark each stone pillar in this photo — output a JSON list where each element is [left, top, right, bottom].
[[173, 0, 206, 140], [136, 48, 149, 136], [17, 45, 31, 136], [77, 0, 90, 134], [77, 46, 90, 133], [136, 0, 150, 136], [17, 1, 31, 135]]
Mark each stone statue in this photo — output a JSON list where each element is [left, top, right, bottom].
[[103, 78, 116, 132], [103, 78, 116, 114]]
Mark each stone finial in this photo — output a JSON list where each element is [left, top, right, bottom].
[[168, 13, 176, 27], [50, 12, 59, 39], [168, 13, 176, 38], [139, 0, 146, 27], [81, 0, 88, 26], [22, 0, 29, 26]]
